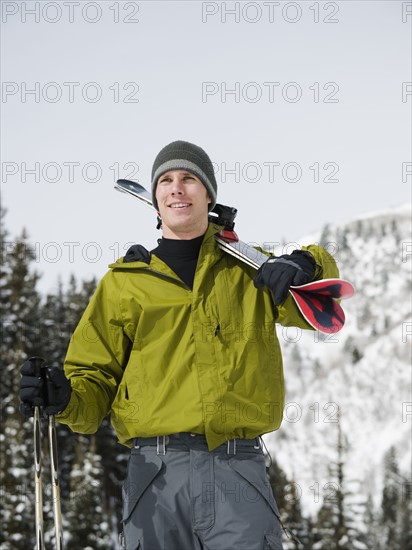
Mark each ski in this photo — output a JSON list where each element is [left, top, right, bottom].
[[289, 279, 354, 333], [114, 179, 354, 333]]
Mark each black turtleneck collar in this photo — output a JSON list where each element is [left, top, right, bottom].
[[151, 234, 205, 289]]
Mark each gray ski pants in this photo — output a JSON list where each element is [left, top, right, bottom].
[[120, 433, 284, 550]]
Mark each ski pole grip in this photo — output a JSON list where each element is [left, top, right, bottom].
[[30, 356, 47, 408], [44, 366, 58, 410]]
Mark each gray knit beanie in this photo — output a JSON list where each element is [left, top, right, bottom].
[[151, 140, 217, 210]]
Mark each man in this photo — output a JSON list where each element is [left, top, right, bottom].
[[20, 140, 339, 549]]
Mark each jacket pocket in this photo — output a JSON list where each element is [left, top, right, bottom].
[[122, 450, 164, 523]]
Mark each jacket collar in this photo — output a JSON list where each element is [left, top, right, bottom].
[[109, 223, 223, 272]]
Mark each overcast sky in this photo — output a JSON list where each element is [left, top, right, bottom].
[[1, 0, 411, 293]]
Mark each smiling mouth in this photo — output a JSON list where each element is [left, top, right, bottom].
[[168, 203, 192, 209]]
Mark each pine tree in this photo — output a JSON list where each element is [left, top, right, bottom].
[[0, 217, 44, 548], [267, 456, 290, 515], [363, 494, 384, 550], [313, 417, 368, 550], [398, 480, 412, 549], [378, 446, 412, 550], [282, 479, 313, 549], [40, 278, 70, 365], [267, 458, 316, 549], [381, 447, 400, 547], [315, 420, 347, 549], [65, 435, 112, 549], [94, 418, 128, 539]]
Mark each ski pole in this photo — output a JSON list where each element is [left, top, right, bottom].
[[31, 359, 64, 549], [32, 358, 45, 550], [33, 404, 44, 550], [47, 412, 63, 550], [44, 366, 64, 550]]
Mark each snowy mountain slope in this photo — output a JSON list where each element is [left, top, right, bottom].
[[265, 204, 412, 516]]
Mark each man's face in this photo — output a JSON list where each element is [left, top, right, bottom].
[[155, 170, 211, 239]]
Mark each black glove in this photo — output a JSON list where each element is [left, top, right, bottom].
[[20, 356, 72, 417], [254, 250, 316, 305]]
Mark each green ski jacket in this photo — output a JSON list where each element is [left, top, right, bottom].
[[58, 224, 339, 450]]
